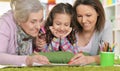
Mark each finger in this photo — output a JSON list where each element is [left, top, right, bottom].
[[65, 27, 72, 36], [36, 44, 45, 48], [38, 60, 50, 64], [32, 54, 50, 65], [36, 40, 46, 43], [38, 55, 49, 62], [39, 61, 48, 64], [39, 56, 51, 64], [40, 60, 50, 64], [49, 26, 54, 32], [49, 26, 56, 35], [36, 37, 45, 43], [34, 55, 50, 64], [49, 26, 61, 38], [68, 58, 80, 65], [33, 59, 50, 65], [61, 28, 72, 38], [35, 55, 50, 64], [36, 38, 46, 43], [70, 53, 82, 61], [68, 27, 72, 31], [68, 55, 86, 65], [36, 41, 46, 46], [36, 42, 45, 47], [38, 35, 46, 39], [53, 31, 60, 38], [34, 51, 40, 55]]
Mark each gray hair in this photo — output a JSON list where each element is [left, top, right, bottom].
[[10, 0, 43, 23]]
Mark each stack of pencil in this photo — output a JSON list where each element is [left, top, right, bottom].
[[99, 40, 115, 52]]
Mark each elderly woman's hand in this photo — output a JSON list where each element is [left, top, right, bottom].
[[26, 54, 50, 66], [35, 33, 46, 50]]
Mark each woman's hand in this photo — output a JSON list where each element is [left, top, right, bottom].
[[68, 53, 95, 65], [49, 26, 72, 39], [26, 54, 50, 66]]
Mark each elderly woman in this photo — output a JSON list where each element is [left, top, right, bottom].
[[0, 0, 49, 66]]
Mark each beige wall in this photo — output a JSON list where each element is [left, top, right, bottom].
[[0, 0, 10, 2]]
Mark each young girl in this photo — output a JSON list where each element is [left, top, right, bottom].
[[35, 3, 78, 54]]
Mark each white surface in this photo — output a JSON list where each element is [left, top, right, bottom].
[[0, 65, 8, 68], [0, 2, 10, 16]]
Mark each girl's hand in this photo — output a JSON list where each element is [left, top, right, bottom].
[[49, 26, 72, 38], [49, 26, 61, 38], [60, 27, 72, 39]]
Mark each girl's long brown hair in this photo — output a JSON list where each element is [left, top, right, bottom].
[[45, 3, 76, 45]]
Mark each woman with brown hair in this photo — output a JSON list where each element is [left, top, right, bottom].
[[69, 0, 113, 65]]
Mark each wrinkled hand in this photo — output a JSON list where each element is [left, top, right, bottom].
[[49, 26, 72, 39], [26, 54, 50, 66], [35, 34, 46, 50], [68, 53, 94, 65]]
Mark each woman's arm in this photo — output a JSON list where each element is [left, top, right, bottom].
[[69, 53, 100, 65], [0, 53, 27, 66]]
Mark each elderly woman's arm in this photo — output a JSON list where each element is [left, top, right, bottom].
[[0, 53, 27, 66]]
